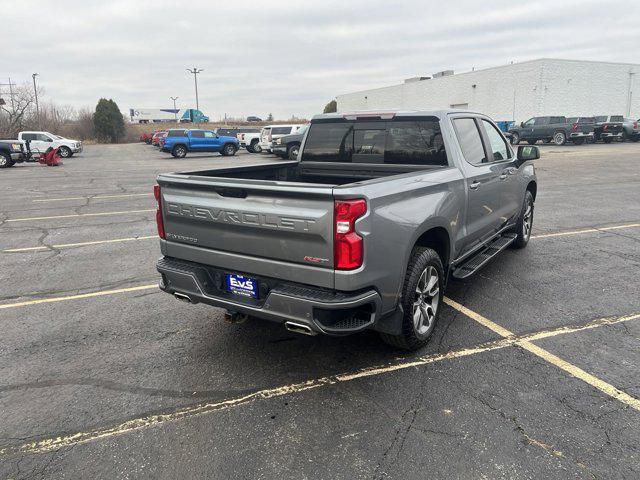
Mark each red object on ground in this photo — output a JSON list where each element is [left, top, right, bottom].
[[38, 147, 63, 166]]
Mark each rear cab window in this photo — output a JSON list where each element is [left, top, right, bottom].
[[301, 117, 449, 167], [167, 129, 187, 137], [271, 127, 292, 135]]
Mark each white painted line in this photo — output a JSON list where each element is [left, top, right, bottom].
[[5, 209, 155, 223], [3, 236, 156, 253], [532, 223, 640, 239], [33, 193, 152, 202]]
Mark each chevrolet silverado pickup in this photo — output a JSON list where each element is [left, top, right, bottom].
[[155, 110, 538, 349], [509, 116, 593, 145]]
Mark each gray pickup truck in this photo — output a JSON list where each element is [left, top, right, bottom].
[[155, 110, 538, 349]]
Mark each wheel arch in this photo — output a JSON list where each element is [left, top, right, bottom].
[[412, 226, 451, 273], [526, 180, 537, 200]]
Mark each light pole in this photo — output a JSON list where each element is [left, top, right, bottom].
[[32, 73, 40, 129], [170, 96, 178, 122], [186, 67, 203, 112]]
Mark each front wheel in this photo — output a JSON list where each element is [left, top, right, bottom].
[[0, 151, 15, 168], [510, 132, 520, 145], [58, 146, 72, 158], [553, 131, 566, 145], [221, 143, 237, 156], [380, 248, 443, 350], [511, 190, 534, 249]]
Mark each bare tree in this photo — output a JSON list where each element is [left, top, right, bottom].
[[0, 83, 42, 138]]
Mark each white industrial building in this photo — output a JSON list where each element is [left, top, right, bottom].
[[337, 59, 639, 123]]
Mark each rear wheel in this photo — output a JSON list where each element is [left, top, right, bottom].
[[287, 144, 300, 160], [553, 131, 566, 145], [172, 145, 187, 158], [0, 151, 15, 168], [380, 248, 443, 350], [221, 143, 237, 156], [512, 190, 534, 249], [250, 140, 262, 153]]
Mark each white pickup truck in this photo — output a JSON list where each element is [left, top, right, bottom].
[[237, 132, 262, 153], [258, 125, 307, 153], [18, 131, 83, 158]]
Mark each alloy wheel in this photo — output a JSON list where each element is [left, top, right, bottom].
[[413, 266, 440, 335]]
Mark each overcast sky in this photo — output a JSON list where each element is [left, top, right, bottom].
[[3, 0, 639, 120]]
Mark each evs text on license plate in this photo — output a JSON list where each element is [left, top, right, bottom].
[[226, 273, 257, 298]]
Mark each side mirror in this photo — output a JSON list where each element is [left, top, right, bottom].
[[46, 138, 53, 142], [517, 145, 539, 162]]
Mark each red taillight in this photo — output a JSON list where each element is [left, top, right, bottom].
[[603, 124, 608, 131], [241, 133, 245, 140], [634, 121, 638, 129], [572, 123, 578, 132], [334, 199, 367, 270], [154, 184, 165, 239]]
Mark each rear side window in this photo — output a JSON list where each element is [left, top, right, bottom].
[[480, 120, 511, 161], [167, 129, 187, 137], [453, 118, 486, 165], [550, 116, 566, 124], [22, 133, 36, 141], [534, 117, 549, 126], [191, 131, 205, 138], [271, 127, 292, 135]]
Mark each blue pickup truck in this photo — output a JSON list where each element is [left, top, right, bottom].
[[162, 129, 239, 158]]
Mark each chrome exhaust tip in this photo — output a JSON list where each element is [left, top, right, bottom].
[[174, 292, 192, 303], [284, 321, 316, 336]]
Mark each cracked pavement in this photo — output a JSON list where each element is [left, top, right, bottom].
[[0, 142, 639, 479]]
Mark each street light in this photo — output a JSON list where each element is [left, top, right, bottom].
[[32, 73, 40, 129], [170, 96, 179, 122], [186, 67, 203, 113]]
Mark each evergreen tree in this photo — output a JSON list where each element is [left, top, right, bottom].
[[93, 98, 125, 143]]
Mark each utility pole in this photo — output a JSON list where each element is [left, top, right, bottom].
[[32, 73, 40, 129], [170, 96, 179, 122], [186, 67, 203, 113]]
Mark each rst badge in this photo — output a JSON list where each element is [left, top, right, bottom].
[[226, 273, 258, 298]]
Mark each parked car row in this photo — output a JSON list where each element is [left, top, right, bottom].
[[237, 124, 308, 157], [143, 128, 240, 158], [509, 115, 639, 145]]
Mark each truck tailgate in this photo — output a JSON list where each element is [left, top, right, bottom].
[[158, 176, 335, 269]]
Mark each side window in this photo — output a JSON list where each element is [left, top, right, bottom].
[[204, 131, 215, 138], [22, 133, 35, 141], [37, 134, 52, 142], [191, 131, 205, 138], [453, 118, 486, 165], [534, 117, 549, 126], [385, 120, 448, 166], [481, 120, 511, 162], [522, 118, 535, 127]]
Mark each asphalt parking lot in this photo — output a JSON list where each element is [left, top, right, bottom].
[[1, 142, 639, 479]]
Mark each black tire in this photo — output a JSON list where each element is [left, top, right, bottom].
[[287, 143, 300, 160], [246, 144, 254, 153], [221, 143, 237, 156], [172, 145, 187, 158], [250, 140, 262, 153], [573, 138, 585, 145], [0, 151, 15, 168], [58, 146, 72, 158], [380, 247, 443, 350], [511, 190, 534, 249], [510, 132, 520, 145], [631, 136, 639, 143], [553, 131, 566, 146], [527, 140, 537, 145], [603, 137, 612, 144], [620, 132, 627, 142]]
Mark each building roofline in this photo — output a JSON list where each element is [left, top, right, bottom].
[[337, 58, 640, 98]]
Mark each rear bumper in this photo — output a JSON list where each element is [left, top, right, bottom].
[[72, 144, 83, 153], [569, 132, 593, 138], [600, 132, 623, 139], [156, 256, 382, 335], [10, 152, 24, 161]]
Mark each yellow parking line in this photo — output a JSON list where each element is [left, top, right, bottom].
[[3, 236, 156, 252], [4, 209, 155, 223], [1, 303, 638, 455], [33, 193, 152, 202], [0, 284, 157, 310], [532, 223, 640, 239], [443, 297, 640, 412]]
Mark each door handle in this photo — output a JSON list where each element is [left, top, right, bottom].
[[469, 181, 481, 190], [499, 173, 508, 180]]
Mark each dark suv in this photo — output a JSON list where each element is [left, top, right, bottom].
[[509, 116, 593, 145]]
